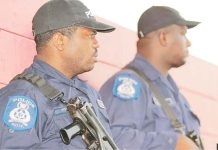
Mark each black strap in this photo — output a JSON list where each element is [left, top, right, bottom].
[[12, 72, 66, 104], [125, 66, 185, 133]]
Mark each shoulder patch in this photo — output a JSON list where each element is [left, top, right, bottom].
[[3, 96, 38, 131], [113, 75, 141, 100]]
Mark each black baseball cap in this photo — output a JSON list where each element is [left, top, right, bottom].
[[138, 6, 200, 38], [32, 0, 115, 36]]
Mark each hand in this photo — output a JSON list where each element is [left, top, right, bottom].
[[175, 134, 199, 150]]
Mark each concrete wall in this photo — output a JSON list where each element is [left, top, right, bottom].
[[1, 0, 218, 149]]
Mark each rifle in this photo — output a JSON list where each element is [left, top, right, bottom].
[[186, 130, 204, 150], [60, 97, 118, 150]]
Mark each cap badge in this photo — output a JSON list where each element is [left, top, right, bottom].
[[85, 10, 94, 18]]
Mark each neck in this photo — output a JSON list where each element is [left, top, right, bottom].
[[146, 57, 170, 76], [138, 51, 170, 76], [36, 52, 76, 79]]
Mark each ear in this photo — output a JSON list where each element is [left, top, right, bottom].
[[158, 31, 168, 47], [51, 32, 65, 51]]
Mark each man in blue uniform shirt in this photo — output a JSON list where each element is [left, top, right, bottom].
[[100, 6, 201, 150], [0, 0, 115, 149]]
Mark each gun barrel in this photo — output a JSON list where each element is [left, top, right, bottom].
[[60, 121, 82, 145]]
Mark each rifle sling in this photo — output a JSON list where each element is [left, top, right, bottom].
[[125, 66, 185, 133], [12, 72, 64, 102]]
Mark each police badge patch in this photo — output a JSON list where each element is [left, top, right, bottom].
[[113, 75, 141, 100], [3, 96, 38, 131]]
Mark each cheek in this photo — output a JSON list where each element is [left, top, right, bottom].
[[76, 44, 94, 64], [82, 42, 95, 57], [64, 42, 80, 62], [68, 38, 94, 61], [171, 36, 187, 51]]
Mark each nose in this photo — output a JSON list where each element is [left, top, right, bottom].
[[93, 37, 100, 49], [186, 37, 191, 47]]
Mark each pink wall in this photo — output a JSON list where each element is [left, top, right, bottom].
[[1, 0, 218, 149]]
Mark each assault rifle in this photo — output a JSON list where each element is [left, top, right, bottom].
[[60, 97, 118, 150]]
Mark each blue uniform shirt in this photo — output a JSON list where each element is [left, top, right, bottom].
[[100, 54, 200, 150], [0, 57, 111, 149]]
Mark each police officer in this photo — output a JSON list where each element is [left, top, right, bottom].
[[100, 6, 201, 150], [0, 0, 115, 149]]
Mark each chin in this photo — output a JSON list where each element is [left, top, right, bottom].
[[172, 61, 186, 68], [84, 65, 95, 73]]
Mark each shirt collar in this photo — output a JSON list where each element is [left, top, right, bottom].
[[129, 54, 179, 93], [129, 54, 161, 81]]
